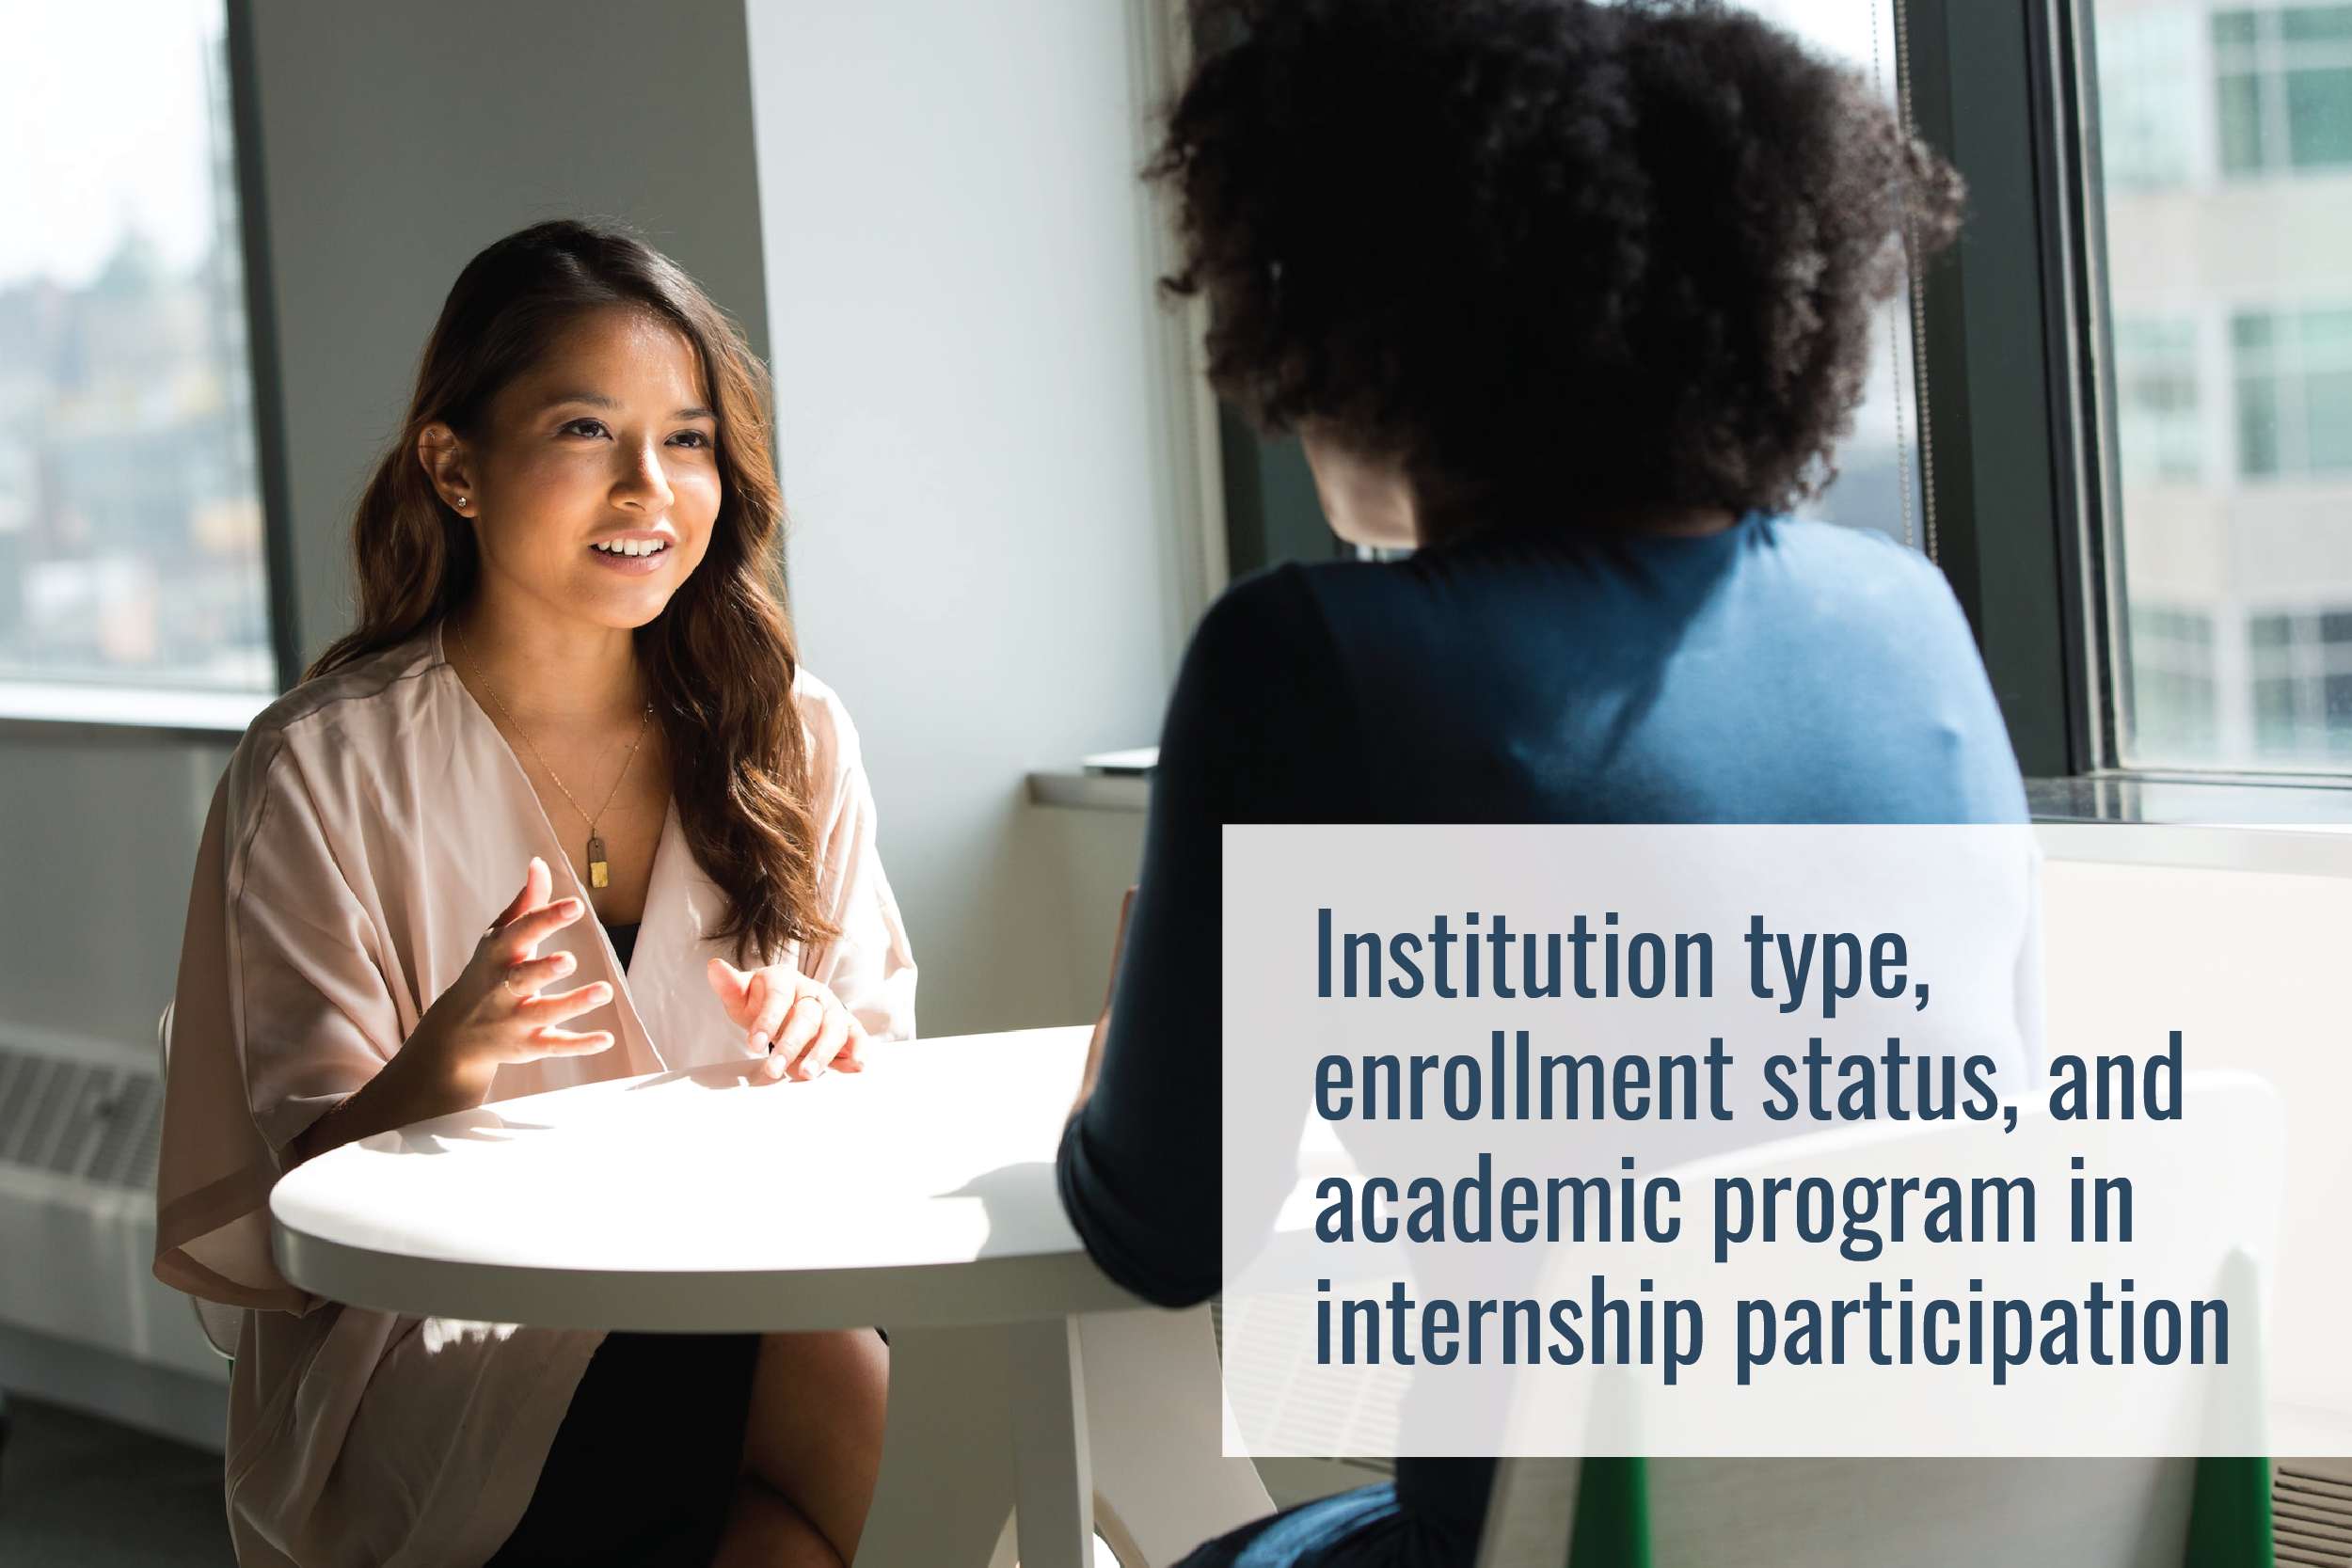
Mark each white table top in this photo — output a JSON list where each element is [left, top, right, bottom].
[[271, 1025, 1141, 1332]]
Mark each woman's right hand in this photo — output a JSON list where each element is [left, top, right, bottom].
[[291, 858, 614, 1163], [413, 856, 616, 1099]]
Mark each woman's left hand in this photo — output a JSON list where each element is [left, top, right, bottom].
[[707, 958, 868, 1082]]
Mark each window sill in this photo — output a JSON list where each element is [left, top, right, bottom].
[[2030, 774, 2352, 880], [1026, 749, 1155, 812], [1025, 770, 1149, 812], [0, 681, 273, 739], [1016, 768, 2352, 866], [2026, 773, 2352, 827]]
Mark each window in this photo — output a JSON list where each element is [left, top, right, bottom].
[[2115, 318, 2205, 482], [2215, 5, 2352, 175], [2232, 307, 2352, 477], [0, 0, 275, 705], [2092, 0, 2352, 771], [2249, 607, 2352, 754], [2102, 7, 2203, 190], [2129, 605, 2221, 757]]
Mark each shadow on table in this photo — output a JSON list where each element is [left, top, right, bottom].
[[377, 1114, 552, 1155], [626, 1060, 792, 1092], [946, 1161, 1079, 1259]]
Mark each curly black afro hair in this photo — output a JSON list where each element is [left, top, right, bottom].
[[1156, 0, 1964, 539]]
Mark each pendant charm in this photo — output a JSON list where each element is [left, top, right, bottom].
[[587, 834, 610, 889]]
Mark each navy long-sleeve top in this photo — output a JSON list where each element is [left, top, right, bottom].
[[1057, 515, 2026, 1313]]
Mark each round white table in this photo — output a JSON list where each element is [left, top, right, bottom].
[[270, 1025, 1271, 1568]]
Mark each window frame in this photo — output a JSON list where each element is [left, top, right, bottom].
[[228, 0, 301, 699], [1904, 0, 2114, 782], [1882, 0, 2352, 822], [1905, 0, 2352, 814]]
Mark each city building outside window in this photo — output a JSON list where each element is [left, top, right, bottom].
[[0, 0, 274, 707], [2248, 608, 2352, 754], [2232, 307, 2352, 477], [2094, 0, 2352, 769], [2129, 605, 2222, 757], [2215, 4, 2352, 176], [2115, 317, 2206, 483]]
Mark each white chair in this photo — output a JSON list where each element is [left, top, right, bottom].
[[1473, 1455, 2206, 1568], [156, 1003, 240, 1361], [1471, 1073, 2283, 1568]]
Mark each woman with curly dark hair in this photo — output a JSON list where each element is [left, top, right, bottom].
[[1057, 1, 2014, 1563]]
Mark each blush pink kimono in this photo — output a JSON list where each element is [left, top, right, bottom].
[[152, 629, 916, 1567]]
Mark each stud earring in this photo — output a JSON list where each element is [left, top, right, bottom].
[[455, 496, 469, 509]]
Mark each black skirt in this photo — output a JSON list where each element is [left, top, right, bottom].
[[485, 1331, 762, 1568]]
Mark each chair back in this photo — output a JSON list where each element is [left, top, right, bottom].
[[1645, 1457, 2194, 1568], [157, 1003, 240, 1361], [1468, 1074, 2283, 1566]]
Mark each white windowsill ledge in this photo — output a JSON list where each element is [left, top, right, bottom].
[[1027, 770, 1150, 812], [0, 681, 273, 736], [1020, 768, 2352, 879], [1027, 748, 1155, 812]]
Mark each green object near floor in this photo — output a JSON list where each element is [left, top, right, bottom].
[[1566, 1457, 1650, 1568], [1560, 1454, 2268, 1567], [2185, 1456, 2273, 1568]]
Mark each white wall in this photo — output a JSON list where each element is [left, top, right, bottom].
[[243, 0, 773, 664], [747, 0, 1200, 1037], [2040, 845, 2352, 1455]]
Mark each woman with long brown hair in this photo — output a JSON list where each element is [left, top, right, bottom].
[[155, 220, 912, 1567]]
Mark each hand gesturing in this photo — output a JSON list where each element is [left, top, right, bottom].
[[707, 958, 867, 1083], [424, 857, 616, 1093], [291, 858, 615, 1162]]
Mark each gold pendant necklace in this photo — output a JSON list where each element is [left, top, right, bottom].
[[452, 622, 654, 891]]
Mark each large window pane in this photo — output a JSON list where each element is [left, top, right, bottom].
[[1747, 0, 1931, 552], [2096, 0, 2352, 768], [0, 0, 273, 697]]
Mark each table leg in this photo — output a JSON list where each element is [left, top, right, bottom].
[[1009, 1315, 1096, 1568], [856, 1324, 1019, 1568]]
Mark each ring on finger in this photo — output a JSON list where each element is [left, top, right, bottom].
[[503, 968, 532, 999]]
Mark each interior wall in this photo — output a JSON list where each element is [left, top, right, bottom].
[[240, 0, 772, 666], [0, 732, 229, 1048], [2040, 852, 2352, 1452], [0, 725, 236, 1424], [746, 0, 1187, 1037]]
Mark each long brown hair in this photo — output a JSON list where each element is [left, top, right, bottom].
[[310, 219, 832, 963]]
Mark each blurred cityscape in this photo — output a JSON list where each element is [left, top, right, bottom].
[[0, 27, 271, 694], [2100, 0, 2352, 768]]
